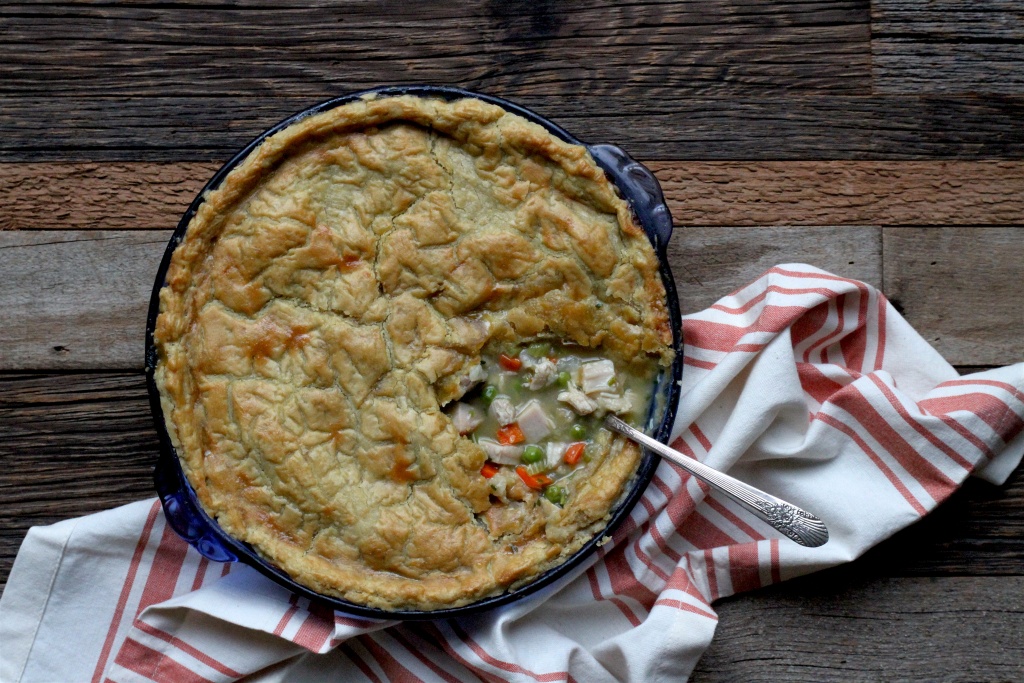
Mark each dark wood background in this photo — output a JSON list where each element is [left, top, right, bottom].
[[2, 2, 1023, 680]]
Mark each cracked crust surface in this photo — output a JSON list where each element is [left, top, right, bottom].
[[155, 95, 673, 611]]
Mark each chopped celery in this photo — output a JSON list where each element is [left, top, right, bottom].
[[526, 342, 551, 358], [525, 461, 548, 476]]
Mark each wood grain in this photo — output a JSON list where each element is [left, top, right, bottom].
[[873, 0, 1024, 37], [0, 230, 169, 370], [671, 226, 882, 313], [0, 372, 158, 591], [6, 161, 1024, 230], [1, 1, 871, 97], [0, 162, 218, 231], [873, 44, 1024, 95], [692, 573, 1024, 681], [656, 161, 1024, 226], [873, 0, 1024, 94], [3, 226, 1019, 369], [0, 2, 1019, 162], [5, 94, 1024, 162], [0, 226, 878, 369], [883, 227, 1024, 367]]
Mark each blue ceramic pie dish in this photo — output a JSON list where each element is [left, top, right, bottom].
[[144, 85, 683, 620]]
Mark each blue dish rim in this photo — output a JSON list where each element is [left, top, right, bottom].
[[144, 85, 683, 621]]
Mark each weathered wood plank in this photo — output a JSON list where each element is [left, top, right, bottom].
[[672, 226, 883, 313], [6, 161, 1024, 230], [692, 574, 1024, 682], [0, 1, 871, 97], [5, 227, 1020, 369], [873, 0, 1024, 94], [2, 227, 1019, 369], [0, 162, 218, 231], [0, 226, 882, 368], [0, 230, 169, 370], [657, 161, 1024, 226], [882, 227, 1024, 367], [0, 2, 1020, 161], [5, 95, 1024, 162], [873, 43, 1024, 95], [873, 0, 1024, 37], [0, 372, 158, 591]]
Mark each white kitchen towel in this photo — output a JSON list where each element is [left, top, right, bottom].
[[3, 264, 1023, 683]]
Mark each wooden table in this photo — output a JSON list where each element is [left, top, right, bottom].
[[2, 2, 1023, 680]]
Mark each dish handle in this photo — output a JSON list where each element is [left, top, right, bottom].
[[154, 454, 239, 563], [587, 144, 674, 254]]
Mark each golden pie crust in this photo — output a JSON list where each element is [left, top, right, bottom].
[[154, 94, 673, 611]]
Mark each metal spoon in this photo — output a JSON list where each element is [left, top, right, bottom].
[[605, 415, 829, 548]]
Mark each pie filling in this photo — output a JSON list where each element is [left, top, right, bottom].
[[155, 94, 674, 610], [447, 342, 657, 510]]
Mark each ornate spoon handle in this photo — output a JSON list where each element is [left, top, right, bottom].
[[605, 416, 829, 548]]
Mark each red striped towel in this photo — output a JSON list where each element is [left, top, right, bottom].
[[3, 264, 1022, 682]]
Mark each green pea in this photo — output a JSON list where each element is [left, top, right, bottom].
[[544, 485, 567, 506], [556, 371, 571, 387], [522, 445, 545, 464], [481, 385, 498, 404], [527, 342, 551, 358], [569, 423, 587, 440]]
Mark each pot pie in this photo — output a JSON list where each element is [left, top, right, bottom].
[[154, 94, 674, 611]]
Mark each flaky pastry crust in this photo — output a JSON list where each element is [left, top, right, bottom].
[[155, 95, 673, 610]]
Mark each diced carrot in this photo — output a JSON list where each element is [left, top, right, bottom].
[[498, 354, 522, 371], [516, 466, 543, 490], [535, 473, 553, 487], [480, 462, 500, 479], [496, 423, 525, 445], [563, 442, 586, 466]]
